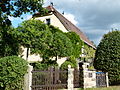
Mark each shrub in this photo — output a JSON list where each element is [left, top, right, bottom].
[[0, 56, 28, 90], [60, 56, 77, 70], [93, 30, 120, 85], [34, 60, 58, 70]]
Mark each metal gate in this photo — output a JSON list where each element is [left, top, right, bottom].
[[74, 68, 81, 88], [96, 72, 107, 87], [31, 67, 68, 90]]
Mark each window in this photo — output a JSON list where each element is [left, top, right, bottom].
[[46, 18, 51, 25], [89, 73, 93, 78]]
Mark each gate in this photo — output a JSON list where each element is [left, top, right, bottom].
[[31, 67, 68, 90], [74, 68, 80, 88], [96, 72, 107, 87]]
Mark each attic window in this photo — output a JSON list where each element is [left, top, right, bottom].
[[46, 18, 51, 25]]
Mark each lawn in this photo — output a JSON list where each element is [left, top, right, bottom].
[[79, 86, 120, 90]]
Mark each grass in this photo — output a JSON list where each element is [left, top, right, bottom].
[[79, 86, 120, 90]]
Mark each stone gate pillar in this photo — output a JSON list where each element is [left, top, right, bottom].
[[68, 65, 74, 90], [24, 65, 33, 90]]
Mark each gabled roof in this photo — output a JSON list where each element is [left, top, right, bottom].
[[33, 6, 96, 49]]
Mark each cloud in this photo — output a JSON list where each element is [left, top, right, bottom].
[[44, 0, 120, 45], [64, 13, 78, 25]]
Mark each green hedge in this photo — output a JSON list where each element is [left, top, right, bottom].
[[0, 56, 28, 90], [94, 31, 120, 85]]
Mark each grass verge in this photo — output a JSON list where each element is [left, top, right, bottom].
[[79, 86, 120, 90]]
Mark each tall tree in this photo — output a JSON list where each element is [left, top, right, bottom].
[[0, 0, 47, 26], [13, 19, 52, 60], [44, 25, 73, 61], [0, 26, 19, 58], [93, 30, 120, 85]]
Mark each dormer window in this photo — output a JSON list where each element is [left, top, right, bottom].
[[46, 18, 51, 25]]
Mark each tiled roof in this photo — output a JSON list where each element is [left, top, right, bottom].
[[34, 6, 96, 49]]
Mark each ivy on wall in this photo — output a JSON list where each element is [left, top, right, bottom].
[[81, 43, 96, 62]]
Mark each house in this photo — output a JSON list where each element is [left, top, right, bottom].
[[21, 5, 96, 66], [33, 6, 95, 49]]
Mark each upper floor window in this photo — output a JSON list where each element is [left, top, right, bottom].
[[46, 18, 51, 25]]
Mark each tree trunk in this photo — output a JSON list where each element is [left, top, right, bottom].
[[55, 54, 57, 61], [26, 48, 29, 60]]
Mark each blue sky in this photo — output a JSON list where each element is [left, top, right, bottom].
[[10, 0, 120, 46], [9, 13, 32, 28]]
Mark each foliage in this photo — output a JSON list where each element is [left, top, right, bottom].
[[88, 66, 95, 70], [65, 32, 83, 58], [82, 44, 95, 61], [12, 19, 52, 59], [43, 25, 73, 61], [15, 20, 51, 47], [0, 56, 28, 90], [0, 26, 19, 58], [93, 30, 120, 85], [12, 20, 74, 62], [34, 60, 58, 70], [0, 0, 47, 26], [60, 56, 77, 70]]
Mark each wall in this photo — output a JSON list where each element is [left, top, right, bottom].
[[81, 62, 96, 88], [19, 46, 42, 63], [35, 14, 68, 32], [20, 46, 67, 66], [83, 69, 96, 88]]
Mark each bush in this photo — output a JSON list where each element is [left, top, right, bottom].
[[0, 56, 28, 90], [60, 56, 77, 70], [34, 60, 58, 70], [93, 30, 120, 85]]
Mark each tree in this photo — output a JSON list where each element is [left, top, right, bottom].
[[0, 26, 19, 58], [93, 30, 120, 85], [0, 56, 28, 90], [0, 0, 47, 26], [43, 25, 73, 62], [13, 19, 52, 60], [65, 32, 83, 58]]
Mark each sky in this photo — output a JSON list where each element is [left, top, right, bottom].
[[10, 0, 120, 46]]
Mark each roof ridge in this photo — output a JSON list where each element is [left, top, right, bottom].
[[50, 6, 96, 49]]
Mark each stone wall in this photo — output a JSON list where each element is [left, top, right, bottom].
[[81, 62, 96, 88]]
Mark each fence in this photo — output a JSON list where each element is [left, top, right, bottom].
[[73, 68, 80, 88], [79, 62, 109, 88], [31, 67, 68, 90], [96, 72, 109, 87], [24, 63, 109, 90]]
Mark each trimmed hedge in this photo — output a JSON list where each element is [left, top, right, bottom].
[[93, 31, 120, 85], [0, 56, 28, 90]]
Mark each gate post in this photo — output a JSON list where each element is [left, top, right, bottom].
[[106, 72, 109, 87], [68, 65, 74, 90], [24, 65, 33, 90]]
